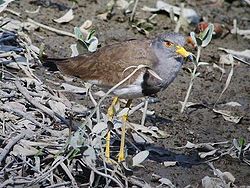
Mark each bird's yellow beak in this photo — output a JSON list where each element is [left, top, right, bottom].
[[175, 45, 191, 58]]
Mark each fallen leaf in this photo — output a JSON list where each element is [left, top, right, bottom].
[[11, 143, 39, 156], [131, 132, 147, 143], [91, 122, 107, 134], [225, 102, 242, 107], [48, 100, 66, 118], [60, 83, 87, 94], [84, 146, 96, 166], [0, 0, 15, 13], [202, 176, 225, 188], [70, 44, 79, 57], [219, 48, 250, 61], [71, 103, 88, 114], [116, 0, 129, 10], [97, 12, 110, 21], [218, 54, 235, 65], [53, 9, 74, 23], [3, 101, 26, 112], [231, 27, 250, 39], [131, 132, 154, 144], [80, 20, 92, 30], [158, 178, 175, 188], [163, 161, 177, 167], [199, 149, 217, 159], [142, 1, 200, 24], [132, 150, 149, 166], [213, 109, 243, 123]]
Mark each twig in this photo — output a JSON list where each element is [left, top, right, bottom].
[[141, 98, 148, 126], [87, 84, 100, 123], [4, 8, 21, 17], [0, 178, 32, 188], [27, 18, 76, 38], [0, 132, 26, 164], [59, 163, 78, 188], [14, 80, 68, 125], [0, 106, 44, 128], [130, 0, 139, 22], [174, 3, 184, 33], [46, 182, 71, 188], [29, 151, 73, 185], [78, 159, 124, 188], [0, 51, 15, 58]]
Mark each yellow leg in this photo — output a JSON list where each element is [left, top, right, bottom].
[[105, 97, 119, 161], [105, 131, 111, 159], [118, 113, 128, 162], [117, 99, 132, 162]]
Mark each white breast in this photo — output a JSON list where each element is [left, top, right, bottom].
[[112, 72, 144, 99]]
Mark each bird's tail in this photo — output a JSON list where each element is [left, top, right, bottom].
[[42, 56, 70, 71]]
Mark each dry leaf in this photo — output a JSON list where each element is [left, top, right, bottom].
[[142, 0, 200, 24], [53, 9, 74, 23], [199, 149, 217, 159], [158, 178, 175, 188], [11, 144, 39, 156], [213, 109, 243, 123], [0, 0, 15, 13], [202, 176, 226, 188], [60, 83, 87, 94], [97, 12, 110, 21], [70, 44, 79, 57], [48, 100, 66, 118], [80, 20, 92, 31], [132, 150, 149, 166], [131, 132, 154, 144], [163, 161, 177, 167], [116, 0, 130, 10], [225, 102, 242, 107]]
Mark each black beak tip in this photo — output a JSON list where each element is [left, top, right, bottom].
[[184, 54, 194, 62], [187, 54, 194, 61]]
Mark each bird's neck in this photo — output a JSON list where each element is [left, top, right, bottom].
[[150, 40, 184, 86]]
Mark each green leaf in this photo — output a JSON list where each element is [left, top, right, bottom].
[[85, 36, 98, 52], [201, 24, 214, 47], [239, 137, 245, 148], [74, 27, 84, 42], [87, 29, 96, 40], [196, 37, 202, 46]]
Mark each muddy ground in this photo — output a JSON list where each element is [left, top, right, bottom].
[[5, 0, 250, 187]]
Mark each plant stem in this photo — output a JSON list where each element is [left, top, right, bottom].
[[180, 67, 195, 113], [181, 46, 201, 113], [130, 0, 139, 22], [196, 46, 201, 62]]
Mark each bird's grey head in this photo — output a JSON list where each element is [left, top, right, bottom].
[[152, 32, 188, 60]]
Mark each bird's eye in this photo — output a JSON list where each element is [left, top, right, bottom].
[[164, 41, 174, 47]]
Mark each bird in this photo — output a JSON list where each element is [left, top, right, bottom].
[[45, 32, 192, 162]]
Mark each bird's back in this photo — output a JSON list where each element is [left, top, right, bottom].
[[49, 39, 158, 88]]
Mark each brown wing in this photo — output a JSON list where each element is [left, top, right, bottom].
[[54, 39, 158, 87]]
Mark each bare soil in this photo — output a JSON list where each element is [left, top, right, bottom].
[[7, 0, 250, 187]]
